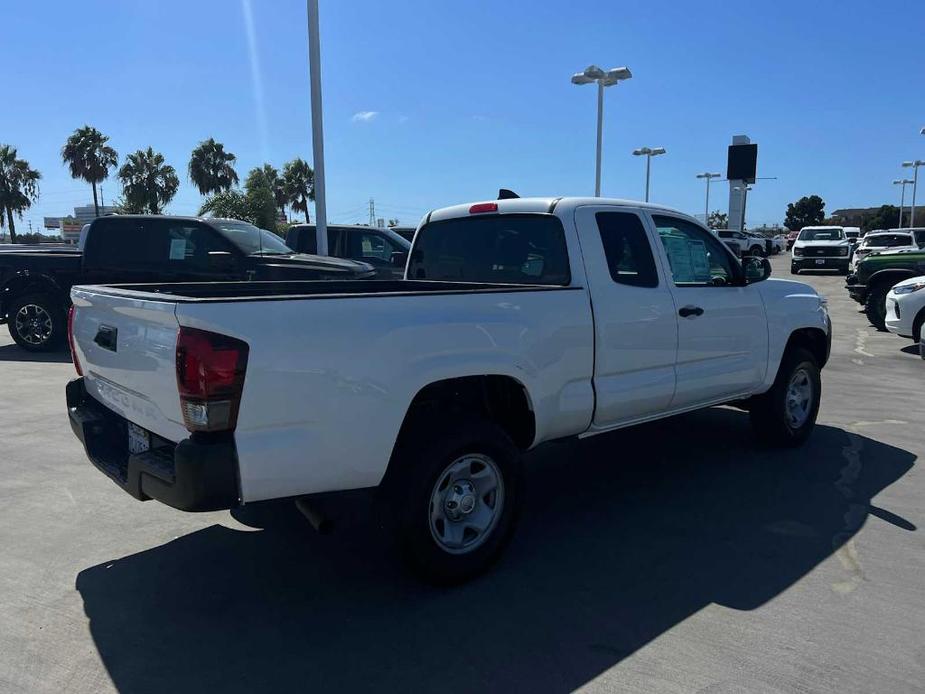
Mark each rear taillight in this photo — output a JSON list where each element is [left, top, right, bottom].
[[469, 202, 498, 214], [175, 327, 249, 433], [67, 305, 83, 376]]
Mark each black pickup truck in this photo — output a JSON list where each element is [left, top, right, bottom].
[[0, 215, 375, 351], [285, 223, 411, 279]]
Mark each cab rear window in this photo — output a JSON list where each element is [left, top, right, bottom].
[[864, 234, 911, 248], [408, 214, 570, 285]]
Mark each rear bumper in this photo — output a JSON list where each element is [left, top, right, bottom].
[[66, 378, 240, 512], [791, 257, 850, 271]]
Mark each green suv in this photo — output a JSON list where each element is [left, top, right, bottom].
[[846, 247, 925, 329]]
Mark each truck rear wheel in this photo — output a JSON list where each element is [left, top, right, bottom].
[[864, 283, 890, 331], [749, 347, 821, 447], [384, 417, 523, 585], [8, 294, 65, 352]]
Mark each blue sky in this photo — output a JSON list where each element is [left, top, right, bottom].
[[3, 0, 924, 233]]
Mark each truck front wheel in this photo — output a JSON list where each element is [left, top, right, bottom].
[[384, 417, 523, 585], [749, 347, 821, 447], [8, 294, 65, 352], [864, 283, 890, 331]]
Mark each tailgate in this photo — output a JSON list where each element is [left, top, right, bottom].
[[70, 286, 187, 443]]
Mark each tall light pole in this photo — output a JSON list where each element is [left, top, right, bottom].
[[696, 172, 722, 225], [902, 160, 924, 228], [893, 179, 914, 228], [571, 65, 633, 197], [306, 0, 328, 255], [632, 147, 666, 202]]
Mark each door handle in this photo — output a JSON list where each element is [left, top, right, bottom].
[[678, 305, 704, 318]]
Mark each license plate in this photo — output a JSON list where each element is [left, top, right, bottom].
[[128, 422, 150, 455], [815, 259, 826, 265]]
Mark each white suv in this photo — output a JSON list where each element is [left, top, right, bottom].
[[851, 229, 925, 272]]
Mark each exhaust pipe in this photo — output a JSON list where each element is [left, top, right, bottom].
[[295, 497, 333, 534]]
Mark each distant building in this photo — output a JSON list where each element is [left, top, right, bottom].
[[831, 206, 925, 227], [45, 204, 117, 244], [73, 204, 117, 225]]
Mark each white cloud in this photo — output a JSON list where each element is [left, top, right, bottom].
[[351, 111, 379, 123], [397, 115, 409, 124]]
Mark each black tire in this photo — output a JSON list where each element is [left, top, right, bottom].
[[790, 263, 800, 275], [864, 283, 890, 331], [912, 309, 925, 344], [749, 347, 821, 447], [7, 293, 66, 352], [749, 245, 765, 257], [383, 417, 523, 585]]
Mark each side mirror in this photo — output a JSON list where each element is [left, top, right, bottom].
[[744, 256, 772, 284], [391, 250, 409, 267]]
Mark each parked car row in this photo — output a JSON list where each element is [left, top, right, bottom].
[[845, 229, 925, 334], [712, 229, 780, 257], [64, 194, 831, 584], [0, 216, 378, 351]]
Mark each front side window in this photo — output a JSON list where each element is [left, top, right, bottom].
[[210, 220, 293, 255], [652, 215, 737, 287], [347, 231, 395, 265], [595, 211, 658, 288], [915, 230, 925, 248], [409, 214, 570, 285], [149, 221, 234, 270]]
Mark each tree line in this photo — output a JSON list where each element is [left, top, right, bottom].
[[0, 125, 316, 243], [785, 195, 901, 232]]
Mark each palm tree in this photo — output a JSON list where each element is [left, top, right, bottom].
[[0, 145, 41, 243], [118, 147, 179, 214], [61, 125, 118, 218], [282, 158, 314, 223], [188, 138, 239, 196], [246, 164, 287, 217]]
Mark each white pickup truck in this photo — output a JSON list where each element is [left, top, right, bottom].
[[67, 196, 831, 584]]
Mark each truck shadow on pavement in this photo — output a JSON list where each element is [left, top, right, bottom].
[[76, 407, 915, 694], [0, 343, 71, 363]]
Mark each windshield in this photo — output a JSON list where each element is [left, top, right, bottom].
[[209, 220, 293, 255], [799, 228, 844, 241], [863, 234, 911, 248]]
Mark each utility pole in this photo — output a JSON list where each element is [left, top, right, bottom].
[[368, 198, 376, 227], [306, 0, 328, 255]]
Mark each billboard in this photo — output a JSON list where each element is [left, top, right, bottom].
[[727, 143, 758, 183]]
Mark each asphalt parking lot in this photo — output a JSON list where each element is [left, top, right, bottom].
[[1, 253, 923, 694]]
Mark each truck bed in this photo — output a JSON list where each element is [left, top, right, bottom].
[[70, 278, 595, 503], [81, 278, 579, 302]]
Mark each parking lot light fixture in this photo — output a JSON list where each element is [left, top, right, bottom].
[[902, 160, 924, 227], [632, 147, 666, 202], [571, 64, 633, 197], [696, 172, 722, 225], [894, 178, 915, 228]]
